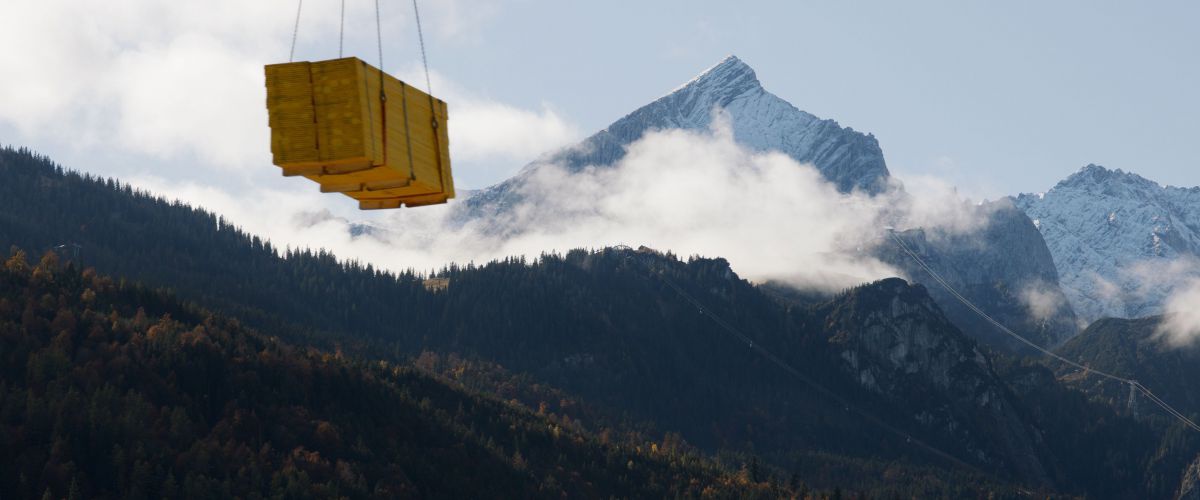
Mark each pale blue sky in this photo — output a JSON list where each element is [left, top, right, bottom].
[[425, 0, 1198, 195], [1, 1, 1196, 201], [0, 1, 1195, 275]]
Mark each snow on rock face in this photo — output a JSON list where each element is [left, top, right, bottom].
[[458, 55, 890, 223], [1015, 165, 1200, 322], [606, 55, 890, 194]]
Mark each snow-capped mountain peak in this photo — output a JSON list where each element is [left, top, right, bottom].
[[1056, 164, 1162, 193], [1015, 164, 1200, 321], [668, 54, 760, 96], [457, 56, 892, 223]]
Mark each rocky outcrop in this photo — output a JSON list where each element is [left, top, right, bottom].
[[1179, 455, 1200, 500], [817, 278, 1054, 486]]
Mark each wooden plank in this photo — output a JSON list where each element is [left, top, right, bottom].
[[359, 60, 385, 167], [321, 178, 412, 193], [265, 62, 318, 166], [357, 193, 449, 210], [402, 193, 451, 207], [358, 198, 403, 210], [342, 178, 441, 199], [266, 57, 455, 210], [302, 163, 397, 184], [435, 99, 455, 198], [311, 59, 370, 164], [279, 157, 372, 177]]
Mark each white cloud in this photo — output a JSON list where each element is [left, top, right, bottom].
[[0, 1, 561, 184], [358, 118, 993, 291], [128, 117, 1000, 294], [1119, 257, 1200, 302], [1020, 280, 1067, 322], [891, 154, 1006, 204], [1079, 256, 1200, 321], [123, 174, 419, 270], [450, 100, 579, 165], [465, 122, 900, 289], [0, 1, 297, 169], [885, 174, 991, 236], [124, 120, 902, 289], [103, 33, 271, 168], [1157, 278, 1200, 347], [421, 0, 503, 42], [381, 64, 582, 184], [0, 4, 984, 294]]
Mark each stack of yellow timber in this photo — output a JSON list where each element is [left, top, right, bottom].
[[265, 57, 455, 209]]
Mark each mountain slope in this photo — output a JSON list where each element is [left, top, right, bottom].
[[0, 147, 426, 347], [0, 147, 1024, 495], [878, 199, 1080, 351], [4, 146, 1199, 497], [811, 278, 1052, 485], [1054, 316, 1200, 419], [0, 252, 782, 499], [1048, 316, 1200, 498], [414, 252, 1055, 486], [457, 55, 890, 224], [443, 56, 1077, 354], [1015, 165, 1200, 321]]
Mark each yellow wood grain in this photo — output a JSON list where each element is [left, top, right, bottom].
[[265, 57, 454, 209]]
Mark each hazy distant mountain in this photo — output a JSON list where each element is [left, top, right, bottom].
[[1015, 165, 1200, 322]]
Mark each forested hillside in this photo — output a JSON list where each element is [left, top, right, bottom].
[[1055, 317, 1200, 421], [0, 250, 800, 499], [0, 147, 422, 346], [3, 146, 1199, 498]]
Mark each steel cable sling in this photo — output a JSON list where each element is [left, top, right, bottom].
[[287, 0, 432, 185]]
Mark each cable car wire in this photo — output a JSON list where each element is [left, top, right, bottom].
[[886, 228, 1200, 432]]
